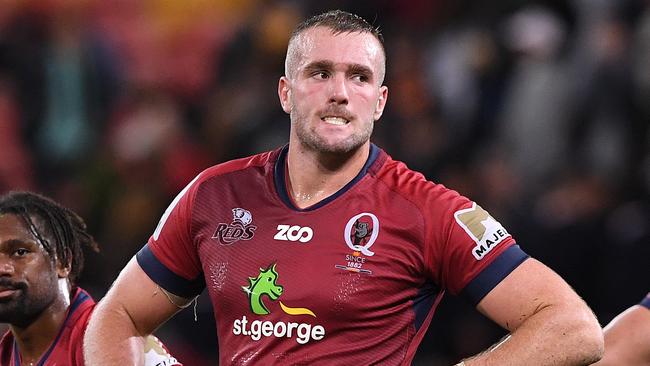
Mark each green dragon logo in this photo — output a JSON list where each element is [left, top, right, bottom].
[[243, 263, 315, 317], [242, 263, 284, 315]]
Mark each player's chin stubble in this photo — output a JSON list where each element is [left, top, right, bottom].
[[292, 111, 374, 155]]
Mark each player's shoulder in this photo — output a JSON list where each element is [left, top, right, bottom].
[[188, 149, 278, 192], [67, 288, 99, 341], [373, 153, 469, 209], [201, 150, 275, 179]]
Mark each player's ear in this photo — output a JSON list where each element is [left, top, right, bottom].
[[373, 86, 388, 121], [278, 76, 292, 114], [56, 262, 71, 278], [55, 249, 72, 278]]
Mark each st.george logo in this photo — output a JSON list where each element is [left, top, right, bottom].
[[241, 263, 315, 317], [213, 208, 257, 245], [234, 264, 325, 344], [242, 263, 284, 315]]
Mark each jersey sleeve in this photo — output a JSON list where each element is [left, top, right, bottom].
[[641, 293, 650, 309], [136, 174, 206, 298], [427, 194, 528, 305]]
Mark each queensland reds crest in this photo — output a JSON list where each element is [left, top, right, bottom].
[[335, 212, 380, 275], [344, 212, 379, 256], [213, 208, 257, 245]]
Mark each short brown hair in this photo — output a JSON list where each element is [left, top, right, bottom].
[[290, 10, 384, 45], [285, 10, 386, 83]]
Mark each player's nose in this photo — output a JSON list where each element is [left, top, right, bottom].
[[328, 74, 349, 105], [0, 255, 15, 276]]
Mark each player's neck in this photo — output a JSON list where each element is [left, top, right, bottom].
[[11, 282, 71, 364], [286, 142, 369, 209]]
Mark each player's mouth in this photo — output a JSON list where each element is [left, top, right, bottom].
[[321, 116, 349, 125], [0, 287, 20, 300], [0, 281, 25, 300]]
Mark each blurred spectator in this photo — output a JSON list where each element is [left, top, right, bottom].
[[0, 78, 34, 191], [497, 5, 574, 198]]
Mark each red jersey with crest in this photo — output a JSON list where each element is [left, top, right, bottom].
[[0, 288, 181, 366], [137, 144, 529, 365]]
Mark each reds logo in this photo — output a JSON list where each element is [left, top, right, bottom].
[[213, 208, 257, 245]]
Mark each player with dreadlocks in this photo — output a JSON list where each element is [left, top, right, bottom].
[[0, 191, 181, 366]]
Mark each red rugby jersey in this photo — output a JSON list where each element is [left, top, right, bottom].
[[138, 144, 528, 365], [0, 288, 182, 366], [0, 288, 93, 366]]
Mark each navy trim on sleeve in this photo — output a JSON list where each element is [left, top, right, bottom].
[[461, 244, 529, 306], [136, 244, 205, 298], [641, 295, 650, 309]]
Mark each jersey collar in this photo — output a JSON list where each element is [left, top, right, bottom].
[[273, 143, 383, 211], [13, 288, 92, 366]]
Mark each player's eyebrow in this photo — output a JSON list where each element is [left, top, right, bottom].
[[0, 238, 39, 249], [302, 60, 375, 80], [303, 60, 334, 75]]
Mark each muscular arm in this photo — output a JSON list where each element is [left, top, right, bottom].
[[592, 305, 650, 366], [84, 257, 191, 366], [459, 258, 603, 365]]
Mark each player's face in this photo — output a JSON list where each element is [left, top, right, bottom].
[[279, 27, 388, 154], [0, 214, 60, 327]]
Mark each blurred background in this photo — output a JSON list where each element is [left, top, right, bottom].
[[0, 0, 649, 364]]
